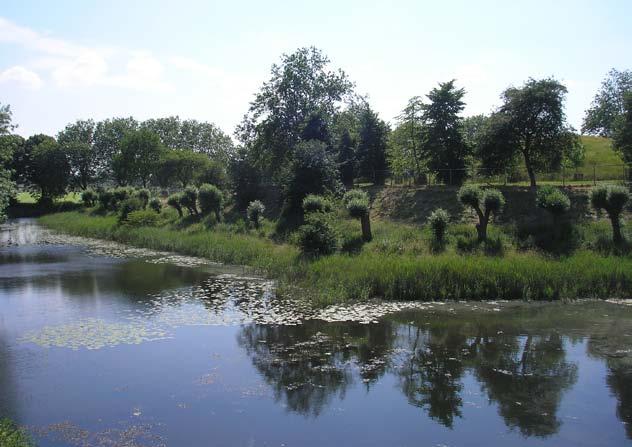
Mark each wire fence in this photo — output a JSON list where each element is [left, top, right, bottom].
[[377, 164, 632, 188]]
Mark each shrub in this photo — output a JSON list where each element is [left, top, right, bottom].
[[81, 189, 97, 207], [247, 200, 265, 229], [97, 189, 113, 211], [458, 185, 504, 241], [135, 188, 150, 208], [591, 184, 630, 245], [428, 208, 449, 244], [537, 186, 570, 217], [125, 209, 160, 227], [344, 190, 372, 242], [180, 186, 199, 216], [343, 189, 368, 205], [297, 213, 338, 257], [118, 197, 144, 223], [167, 193, 184, 217], [148, 197, 162, 213], [302, 194, 332, 214], [198, 183, 224, 220], [111, 187, 133, 208], [0, 418, 33, 447]]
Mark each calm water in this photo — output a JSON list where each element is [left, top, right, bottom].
[[1, 220, 632, 446]]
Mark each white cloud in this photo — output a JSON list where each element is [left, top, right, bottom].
[[0, 65, 43, 89], [0, 16, 170, 91]]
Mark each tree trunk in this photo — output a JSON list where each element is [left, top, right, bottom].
[[476, 218, 488, 242], [215, 210, 221, 222], [611, 216, 623, 245], [526, 163, 537, 192], [361, 213, 372, 242]]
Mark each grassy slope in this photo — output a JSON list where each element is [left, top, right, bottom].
[[39, 210, 632, 304], [578, 136, 625, 179]]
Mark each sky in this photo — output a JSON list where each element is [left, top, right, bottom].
[[1, 0, 631, 139]]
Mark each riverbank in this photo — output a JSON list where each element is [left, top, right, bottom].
[[38, 211, 632, 304]]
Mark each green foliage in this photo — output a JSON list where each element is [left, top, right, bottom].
[[390, 97, 425, 181], [247, 200, 265, 228], [458, 185, 505, 241], [156, 149, 212, 187], [113, 129, 164, 187], [613, 92, 632, 163], [537, 186, 571, 216], [135, 188, 150, 208], [81, 189, 97, 207], [343, 189, 368, 205], [148, 197, 162, 213], [591, 184, 630, 244], [337, 128, 355, 188], [167, 193, 184, 217], [422, 80, 469, 185], [428, 208, 449, 243], [478, 78, 579, 189], [483, 188, 506, 214], [346, 198, 368, 219], [29, 137, 70, 202], [0, 418, 33, 447], [97, 189, 113, 211], [118, 197, 144, 223], [198, 183, 224, 220], [229, 148, 263, 210], [236, 46, 354, 176], [356, 106, 389, 185], [0, 103, 17, 134], [180, 186, 199, 215], [297, 213, 338, 257], [124, 209, 160, 227], [457, 184, 482, 208], [281, 140, 341, 220], [0, 114, 17, 220], [302, 194, 332, 214], [583, 68, 632, 137]]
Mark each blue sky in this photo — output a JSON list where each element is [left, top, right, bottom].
[[1, 0, 631, 138]]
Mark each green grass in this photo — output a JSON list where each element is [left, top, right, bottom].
[[0, 419, 33, 447], [16, 191, 82, 204], [39, 210, 632, 305]]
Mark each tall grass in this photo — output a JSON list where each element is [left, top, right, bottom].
[[39, 211, 632, 305]]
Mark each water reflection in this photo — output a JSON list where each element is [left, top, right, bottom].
[[239, 305, 632, 439]]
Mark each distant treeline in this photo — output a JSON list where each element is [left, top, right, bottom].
[[1, 47, 631, 220]]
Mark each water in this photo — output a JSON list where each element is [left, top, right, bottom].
[[1, 219, 632, 446]]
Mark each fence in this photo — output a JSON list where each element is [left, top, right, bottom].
[[379, 164, 632, 188]]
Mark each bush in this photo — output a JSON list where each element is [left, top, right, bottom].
[[167, 193, 184, 217], [428, 208, 449, 244], [125, 209, 160, 227], [111, 187, 133, 208], [457, 185, 504, 241], [0, 418, 33, 447], [591, 184, 630, 245], [148, 197, 162, 213], [537, 186, 570, 217], [302, 194, 332, 214], [135, 188, 150, 208], [79, 189, 96, 207], [97, 189, 113, 211], [247, 200, 265, 229], [297, 213, 338, 257], [118, 197, 144, 223], [198, 183, 224, 220], [180, 186, 199, 215], [343, 189, 368, 205]]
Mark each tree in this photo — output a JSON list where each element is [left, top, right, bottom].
[[29, 138, 70, 202], [156, 149, 211, 188], [394, 96, 425, 180], [591, 185, 630, 245], [337, 128, 355, 189], [344, 189, 372, 241], [613, 92, 632, 163], [458, 185, 505, 242], [356, 106, 389, 185], [0, 103, 17, 135], [478, 78, 580, 191], [0, 110, 17, 220], [236, 47, 354, 176], [461, 114, 489, 152], [93, 117, 138, 179], [421, 80, 469, 185], [428, 208, 449, 245], [229, 147, 263, 210], [198, 183, 224, 221], [583, 69, 632, 137], [281, 140, 341, 220], [247, 200, 265, 229], [57, 119, 97, 189], [113, 129, 164, 187], [536, 186, 571, 238]]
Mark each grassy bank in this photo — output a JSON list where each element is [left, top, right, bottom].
[[39, 211, 632, 304]]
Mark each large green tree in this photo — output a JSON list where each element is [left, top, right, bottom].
[[477, 78, 581, 190], [389, 96, 425, 181], [356, 106, 389, 185], [236, 47, 355, 176], [93, 117, 139, 179], [421, 80, 469, 185], [156, 149, 212, 188], [582, 68, 632, 137], [112, 129, 164, 187], [29, 138, 71, 202], [57, 119, 97, 189], [613, 92, 632, 163], [0, 103, 17, 220]]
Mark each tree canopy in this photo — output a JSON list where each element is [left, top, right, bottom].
[[582, 68, 632, 137]]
